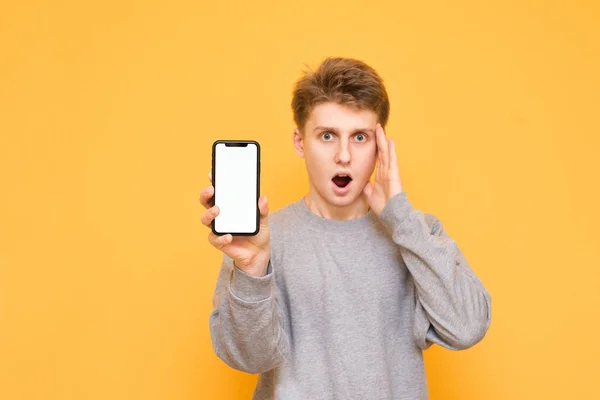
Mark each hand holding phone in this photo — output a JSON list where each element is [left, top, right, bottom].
[[199, 141, 270, 277]]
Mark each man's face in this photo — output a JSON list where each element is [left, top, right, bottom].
[[294, 102, 378, 209]]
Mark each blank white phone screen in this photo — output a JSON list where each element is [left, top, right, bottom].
[[214, 142, 258, 234]]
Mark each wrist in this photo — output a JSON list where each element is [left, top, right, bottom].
[[234, 250, 271, 277]]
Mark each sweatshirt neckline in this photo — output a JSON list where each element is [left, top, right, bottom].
[[291, 197, 380, 233]]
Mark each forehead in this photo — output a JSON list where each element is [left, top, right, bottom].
[[306, 102, 378, 131]]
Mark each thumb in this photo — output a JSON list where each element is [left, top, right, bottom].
[[363, 181, 373, 200], [258, 196, 269, 227]]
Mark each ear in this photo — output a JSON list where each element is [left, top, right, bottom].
[[293, 128, 304, 158]]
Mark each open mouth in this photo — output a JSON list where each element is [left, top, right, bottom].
[[332, 174, 352, 188]]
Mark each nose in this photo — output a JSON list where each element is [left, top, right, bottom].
[[335, 140, 351, 165]]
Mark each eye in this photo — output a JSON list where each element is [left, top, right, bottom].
[[355, 133, 366, 142], [322, 132, 334, 141]]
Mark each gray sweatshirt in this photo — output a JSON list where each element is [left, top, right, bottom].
[[209, 192, 491, 399]]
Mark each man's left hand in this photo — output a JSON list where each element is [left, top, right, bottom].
[[363, 123, 403, 216]]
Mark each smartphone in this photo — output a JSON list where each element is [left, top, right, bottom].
[[211, 140, 260, 236]]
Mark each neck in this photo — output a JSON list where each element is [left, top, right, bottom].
[[304, 189, 370, 220]]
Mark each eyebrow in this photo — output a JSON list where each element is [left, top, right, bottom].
[[313, 126, 375, 134]]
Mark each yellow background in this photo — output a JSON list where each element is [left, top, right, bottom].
[[1, 0, 599, 398]]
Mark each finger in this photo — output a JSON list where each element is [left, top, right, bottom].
[[376, 124, 384, 166], [389, 138, 399, 175], [374, 132, 384, 181], [377, 140, 385, 176], [201, 205, 219, 227], [208, 232, 232, 250], [199, 185, 215, 209], [375, 155, 383, 182], [376, 124, 389, 169], [258, 196, 269, 227]]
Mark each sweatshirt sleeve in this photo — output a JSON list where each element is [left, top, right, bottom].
[[379, 192, 492, 351], [209, 254, 290, 373]]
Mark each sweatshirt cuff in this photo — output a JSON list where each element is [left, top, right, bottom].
[[229, 260, 273, 303], [379, 191, 413, 232]]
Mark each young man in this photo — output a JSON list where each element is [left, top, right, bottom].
[[200, 57, 491, 399]]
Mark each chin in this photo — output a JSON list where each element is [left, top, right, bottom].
[[324, 188, 365, 208]]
